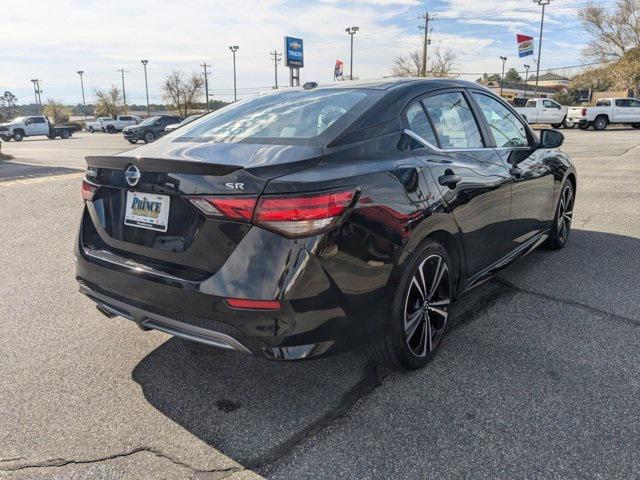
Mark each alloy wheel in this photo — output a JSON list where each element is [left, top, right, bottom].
[[403, 254, 450, 357], [557, 184, 574, 242]]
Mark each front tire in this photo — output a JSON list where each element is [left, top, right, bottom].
[[12, 132, 23, 141], [88, 127, 94, 133], [544, 180, 574, 250], [370, 240, 453, 370], [127, 139, 138, 144], [143, 131, 155, 143]]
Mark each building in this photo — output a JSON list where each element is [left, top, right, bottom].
[[478, 80, 558, 103], [527, 72, 571, 88]]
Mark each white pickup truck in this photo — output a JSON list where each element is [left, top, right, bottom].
[[86, 115, 141, 133], [0, 116, 74, 141], [515, 98, 570, 128], [567, 98, 640, 130]]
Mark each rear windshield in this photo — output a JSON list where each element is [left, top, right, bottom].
[[177, 89, 379, 144]]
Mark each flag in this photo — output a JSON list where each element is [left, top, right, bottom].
[[517, 34, 534, 58], [334, 60, 344, 79]]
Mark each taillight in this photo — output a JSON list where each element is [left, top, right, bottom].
[[189, 196, 257, 221], [581, 108, 587, 116], [226, 298, 281, 310], [188, 189, 357, 238], [81, 179, 97, 201], [254, 189, 356, 237]]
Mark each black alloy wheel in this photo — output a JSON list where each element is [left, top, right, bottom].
[[545, 180, 574, 250], [371, 241, 453, 370], [143, 131, 155, 143]]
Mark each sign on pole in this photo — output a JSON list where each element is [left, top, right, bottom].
[[517, 34, 534, 58], [285, 36, 303, 87], [334, 60, 344, 80]]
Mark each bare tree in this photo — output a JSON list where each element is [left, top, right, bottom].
[[43, 99, 71, 124], [94, 86, 122, 117], [392, 47, 458, 78], [162, 71, 204, 117], [578, 0, 640, 61]]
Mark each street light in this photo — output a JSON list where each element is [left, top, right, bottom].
[[77, 71, 87, 119], [345, 26, 359, 80], [229, 46, 239, 102], [523, 64, 531, 100], [141, 60, 150, 117], [533, 0, 552, 96], [499, 56, 507, 97]]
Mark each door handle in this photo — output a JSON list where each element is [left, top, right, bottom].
[[510, 166, 523, 179], [438, 170, 462, 189]]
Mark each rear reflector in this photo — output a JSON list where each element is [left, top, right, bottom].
[[582, 108, 587, 116], [188, 189, 356, 238], [81, 179, 98, 201], [226, 298, 281, 310]]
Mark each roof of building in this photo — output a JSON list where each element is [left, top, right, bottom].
[[529, 72, 570, 82], [480, 79, 558, 94]]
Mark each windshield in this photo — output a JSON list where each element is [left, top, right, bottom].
[[11, 117, 25, 123], [179, 89, 376, 143], [138, 116, 162, 126], [180, 115, 201, 125]]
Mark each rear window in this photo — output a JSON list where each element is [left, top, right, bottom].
[[178, 89, 378, 144]]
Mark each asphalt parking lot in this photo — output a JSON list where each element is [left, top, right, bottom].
[[1, 128, 639, 479]]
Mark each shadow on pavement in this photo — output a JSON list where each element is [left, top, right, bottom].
[[0, 160, 81, 181], [132, 228, 639, 477]]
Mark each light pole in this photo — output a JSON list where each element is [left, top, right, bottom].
[[523, 64, 531, 100], [229, 46, 239, 101], [141, 60, 150, 117], [499, 56, 507, 97], [77, 71, 87, 119], [117, 68, 129, 114], [345, 26, 359, 80], [533, 0, 552, 96]]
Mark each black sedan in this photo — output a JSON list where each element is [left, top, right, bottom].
[[123, 115, 182, 144], [76, 79, 576, 370]]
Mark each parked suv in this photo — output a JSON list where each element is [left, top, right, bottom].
[[122, 115, 181, 143], [77, 79, 576, 370]]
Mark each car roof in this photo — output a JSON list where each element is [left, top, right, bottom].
[[310, 77, 484, 92]]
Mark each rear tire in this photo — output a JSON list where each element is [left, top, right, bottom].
[[60, 130, 70, 139], [593, 116, 608, 131], [563, 118, 575, 129], [632, 123, 640, 129], [544, 180, 574, 250], [143, 131, 155, 143], [369, 240, 454, 371]]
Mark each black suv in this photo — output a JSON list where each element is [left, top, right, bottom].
[[123, 115, 182, 144], [77, 79, 575, 370]]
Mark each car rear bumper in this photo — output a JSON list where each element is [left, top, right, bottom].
[[75, 219, 386, 360], [567, 117, 588, 126]]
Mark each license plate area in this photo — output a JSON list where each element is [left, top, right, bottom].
[[124, 191, 170, 232]]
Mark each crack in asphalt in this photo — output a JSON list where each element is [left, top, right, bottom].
[[493, 277, 640, 328], [0, 447, 242, 475]]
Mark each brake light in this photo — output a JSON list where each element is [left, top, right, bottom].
[[226, 298, 281, 310], [189, 196, 257, 221], [81, 179, 97, 201], [254, 189, 356, 237], [582, 108, 587, 116]]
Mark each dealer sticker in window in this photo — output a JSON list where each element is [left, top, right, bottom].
[[124, 191, 170, 232]]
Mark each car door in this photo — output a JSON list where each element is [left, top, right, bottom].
[[614, 99, 629, 122], [629, 99, 640, 122], [404, 90, 513, 276], [470, 91, 555, 250], [543, 99, 564, 124]]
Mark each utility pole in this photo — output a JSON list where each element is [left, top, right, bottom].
[[200, 62, 212, 111], [500, 56, 507, 97], [345, 26, 359, 80], [30, 79, 41, 111], [141, 60, 150, 117], [270, 50, 282, 89], [229, 46, 239, 102], [523, 64, 531, 100], [117, 68, 129, 114], [419, 12, 431, 77], [77, 71, 87, 119], [533, 0, 552, 96]]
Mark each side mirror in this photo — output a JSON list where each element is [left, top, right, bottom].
[[539, 129, 564, 149]]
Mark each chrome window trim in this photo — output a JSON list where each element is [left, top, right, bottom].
[[404, 128, 492, 153]]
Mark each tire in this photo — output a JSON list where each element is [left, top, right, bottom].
[[593, 116, 608, 131], [578, 124, 589, 130], [369, 240, 454, 371], [551, 123, 563, 129], [60, 130, 70, 139], [563, 119, 576, 129], [143, 131, 155, 143], [106, 125, 116, 134], [127, 139, 138, 144], [88, 127, 94, 133], [544, 180, 574, 250], [12, 131, 24, 141], [47, 134, 55, 140], [632, 123, 640, 129]]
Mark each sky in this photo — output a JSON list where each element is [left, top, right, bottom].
[[0, 0, 613, 105]]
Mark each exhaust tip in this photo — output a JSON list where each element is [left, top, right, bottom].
[[96, 304, 117, 319]]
